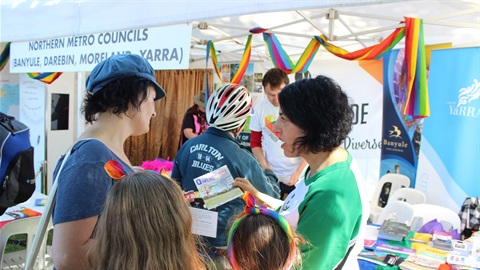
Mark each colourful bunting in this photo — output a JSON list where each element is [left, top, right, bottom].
[[231, 35, 253, 84], [207, 40, 222, 85], [315, 27, 405, 60], [1, 42, 62, 84], [263, 32, 295, 72], [27, 72, 63, 84], [205, 17, 429, 119], [404, 17, 429, 119], [291, 38, 322, 74], [0, 42, 11, 72], [249, 27, 268, 34]]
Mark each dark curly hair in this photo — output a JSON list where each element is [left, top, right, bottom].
[[278, 75, 353, 153], [82, 76, 154, 123]]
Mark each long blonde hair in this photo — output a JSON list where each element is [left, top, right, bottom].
[[88, 171, 206, 270]]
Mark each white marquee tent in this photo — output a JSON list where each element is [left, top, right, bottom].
[[0, 0, 479, 211], [1, 0, 479, 63]]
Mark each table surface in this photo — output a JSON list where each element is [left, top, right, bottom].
[[0, 192, 48, 222]]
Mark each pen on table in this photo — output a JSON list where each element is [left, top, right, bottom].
[[408, 238, 427, 244]]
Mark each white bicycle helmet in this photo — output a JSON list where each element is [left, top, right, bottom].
[[206, 84, 252, 131]]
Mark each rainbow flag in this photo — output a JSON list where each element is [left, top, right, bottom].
[[0, 42, 11, 72], [27, 72, 62, 84], [403, 17, 429, 119], [261, 33, 321, 74], [291, 38, 322, 73], [231, 35, 252, 84], [315, 27, 405, 60], [207, 40, 222, 83], [263, 32, 294, 72], [1, 42, 62, 84]]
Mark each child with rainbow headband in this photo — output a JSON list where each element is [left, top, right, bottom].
[[227, 192, 302, 270]]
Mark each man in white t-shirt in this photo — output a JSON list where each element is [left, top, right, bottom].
[[249, 68, 307, 199]]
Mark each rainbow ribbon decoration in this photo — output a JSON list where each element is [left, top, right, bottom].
[[261, 30, 322, 74], [205, 17, 428, 119], [227, 191, 296, 270], [207, 35, 253, 85], [1, 42, 63, 84], [315, 27, 405, 60], [291, 38, 322, 73], [230, 35, 253, 84], [263, 32, 295, 73], [0, 42, 11, 72], [207, 40, 222, 87], [27, 72, 63, 84], [403, 17, 429, 119]]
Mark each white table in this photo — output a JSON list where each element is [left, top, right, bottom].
[[0, 192, 48, 223]]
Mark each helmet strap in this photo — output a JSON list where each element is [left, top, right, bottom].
[[232, 124, 245, 138]]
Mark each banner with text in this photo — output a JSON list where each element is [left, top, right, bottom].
[[416, 47, 480, 210], [380, 49, 420, 187], [10, 24, 192, 72], [309, 58, 383, 198]]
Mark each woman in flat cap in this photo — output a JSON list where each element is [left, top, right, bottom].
[[51, 54, 166, 269]]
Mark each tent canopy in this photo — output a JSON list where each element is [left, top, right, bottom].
[[1, 0, 479, 63]]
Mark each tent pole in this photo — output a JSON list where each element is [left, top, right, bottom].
[[296, 10, 328, 37], [327, 9, 338, 41], [338, 16, 367, 48], [337, 23, 405, 40]]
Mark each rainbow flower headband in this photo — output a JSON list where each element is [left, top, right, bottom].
[[227, 192, 296, 270], [104, 160, 169, 180]]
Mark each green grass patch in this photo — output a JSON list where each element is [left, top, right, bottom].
[[4, 229, 53, 254]]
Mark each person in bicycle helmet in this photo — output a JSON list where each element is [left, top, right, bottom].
[[206, 84, 252, 132], [172, 83, 280, 269]]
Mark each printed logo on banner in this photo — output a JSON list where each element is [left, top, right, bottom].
[[383, 125, 408, 151], [389, 125, 402, 139], [448, 79, 480, 118]]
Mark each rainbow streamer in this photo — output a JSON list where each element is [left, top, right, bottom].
[[230, 35, 252, 84], [291, 38, 322, 73], [0, 42, 11, 72], [262, 33, 321, 74], [249, 27, 268, 34], [207, 40, 222, 83], [315, 27, 405, 60], [403, 17, 429, 119], [204, 19, 429, 120], [1, 42, 62, 85], [27, 72, 62, 84], [263, 32, 294, 72]]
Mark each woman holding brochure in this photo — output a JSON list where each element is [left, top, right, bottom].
[[234, 75, 369, 270]]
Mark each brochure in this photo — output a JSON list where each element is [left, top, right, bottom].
[[376, 243, 416, 256], [193, 165, 243, 210], [5, 206, 41, 219], [358, 251, 388, 266], [378, 220, 410, 241]]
